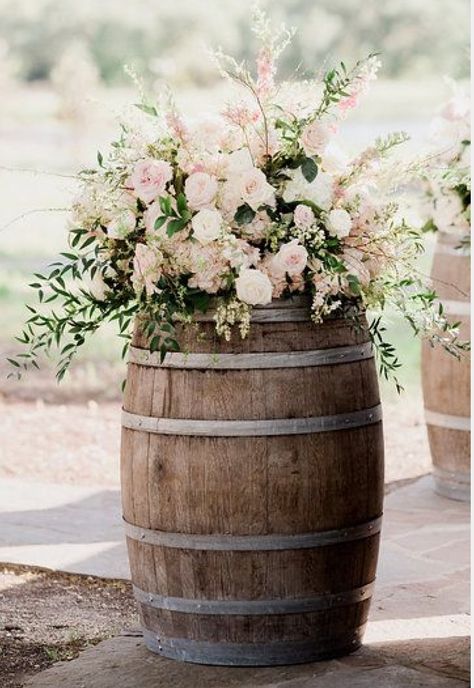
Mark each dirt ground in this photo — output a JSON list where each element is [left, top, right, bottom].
[[0, 564, 138, 688]]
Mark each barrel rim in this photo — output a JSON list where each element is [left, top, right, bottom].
[[141, 627, 365, 665]]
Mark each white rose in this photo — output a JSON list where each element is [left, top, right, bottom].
[[320, 142, 349, 176], [306, 171, 334, 210], [191, 208, 223, 244], [300, 121, 331, 156], [293, 204, 315, 230], [225, 148, 254, 176], [283, 168, 334, 210], [272, 240, 308, 276], [107, 208, 136, 239], [235, 268, 273, 305], [185, 172, 218, 210], [433, 192, 466, 230], [326, 208, 352, 239], [238, 168, 275, 211]]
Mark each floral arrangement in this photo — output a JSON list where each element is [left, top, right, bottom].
[[422, 83, 470, 251], [10, 11, 468, 389]]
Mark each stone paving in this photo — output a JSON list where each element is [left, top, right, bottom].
[[0, 475, 468, 687]]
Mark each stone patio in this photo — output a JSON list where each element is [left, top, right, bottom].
[[0, 474, 469, 687]]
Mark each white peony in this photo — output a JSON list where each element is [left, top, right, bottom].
[[326, 208, 352, 239], [235, 268, 273, 305], [300, 120, 331, 156], [191, 208, 223, 244]]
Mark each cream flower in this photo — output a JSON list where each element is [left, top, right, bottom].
[[185, 172, 218, 210], [235, 268, 273, 305], [326, 208, 352, 239], [191, 208, 223, 244], [131, 159, 173, 204]]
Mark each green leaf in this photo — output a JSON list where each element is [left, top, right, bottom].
[[176, 193, 188, 217], [154, 216, 168, 231], [234, 204, 256, 226], [150, 335, 161, 352], [167, 218, 187, 237], [187, 290, 210, 313], [346, 274, 361, 296], [159, 196, 172, 216], [301, 157, 318, 183], [97, 151, 104, 167], [135, 103, 158, 117]]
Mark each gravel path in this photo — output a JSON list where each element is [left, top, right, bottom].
[[0, 564, 137, 688], [0, 390, 431, 487]]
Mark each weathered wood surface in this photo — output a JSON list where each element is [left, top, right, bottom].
[[422, 231, 471, 501], [121, 308, 384, 665]]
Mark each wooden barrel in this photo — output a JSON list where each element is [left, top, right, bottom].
[[120, 299, 384, 666], [422, 231, 471, 502]]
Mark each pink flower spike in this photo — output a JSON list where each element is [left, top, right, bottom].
[[256, 47, 276, 99]]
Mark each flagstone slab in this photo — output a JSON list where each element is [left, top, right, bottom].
[[22, 636, 468, 688]]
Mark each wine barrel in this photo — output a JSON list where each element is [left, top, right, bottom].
[[120, 298, 384, 666], [422, 231, 471, 501]]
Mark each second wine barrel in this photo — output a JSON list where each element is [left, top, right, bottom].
[[121, 299, 384, 666], [422, 231, 471, 501]]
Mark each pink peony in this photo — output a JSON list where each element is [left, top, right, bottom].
[[131, 159, 173, 204], [132, 243, 162, 296]]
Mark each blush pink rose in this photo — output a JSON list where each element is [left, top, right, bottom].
[[300, 121, 331, 156], [272, 239, 308, 276], [185, 172, 218, 210], [238, 168, 274, 211], [131, 159, 173, 204]]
